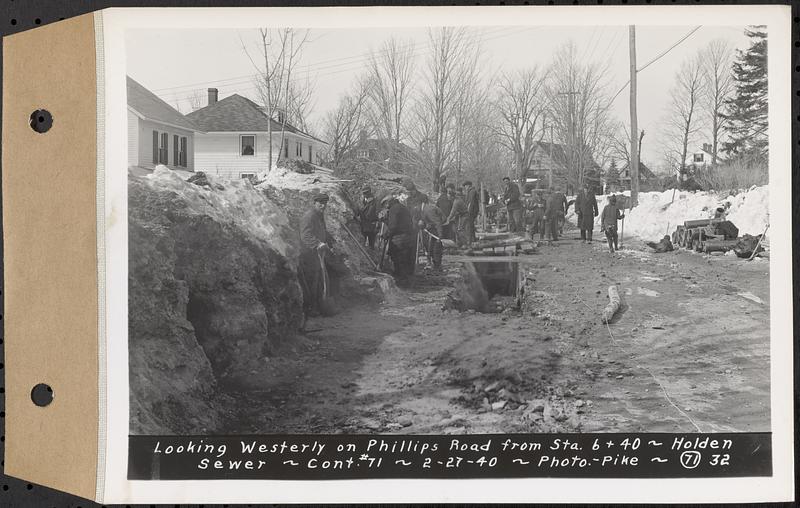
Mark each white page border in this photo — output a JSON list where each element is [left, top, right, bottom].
[[99, 5, 794, 504]]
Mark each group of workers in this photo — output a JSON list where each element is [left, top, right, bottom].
[[299, 177, 629, 318]]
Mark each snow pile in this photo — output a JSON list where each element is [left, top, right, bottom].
[[146, 167, 295, 258], [567, 185, 769, 242]]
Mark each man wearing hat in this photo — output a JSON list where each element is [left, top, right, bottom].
[[357, 187, 379, 249], [380, 194, 415, 283], [436, 183, 455, 242], [299, 193, 336, 315]]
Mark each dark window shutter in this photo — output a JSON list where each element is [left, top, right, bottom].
[[180, 137, 187, 167], [160, 133, 168, 163], [152, 131, 158, 164], [173, 135, 179, 166]]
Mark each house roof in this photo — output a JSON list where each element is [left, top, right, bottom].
[[186, 93, 327, 144], [620, 161, 657, 179], [127, 76, 199, 132], [350, 137, 418, 160]]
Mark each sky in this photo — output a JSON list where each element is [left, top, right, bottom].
[[126, 24, 750, 166]]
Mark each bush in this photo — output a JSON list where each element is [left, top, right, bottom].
[[693, 155, 768, 191]]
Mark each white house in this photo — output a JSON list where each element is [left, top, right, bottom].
[[127, 76, 200, 172], [685, 143, 715, 168], [186, 89, 329, 180]]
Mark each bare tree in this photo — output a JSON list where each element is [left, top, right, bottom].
[[700, 39, 734, 166], [242, 28, 311, 171], [660, 54, 706, 182], [494, 67, 549, 184], [186, 89, 206, 112], [365, 37, 416, 144], [411, 27, 478, 191], [546, 42, 615, 190], [321, 78, 372, 170]]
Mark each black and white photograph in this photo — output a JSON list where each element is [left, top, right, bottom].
[[113, 7, 793, 496]]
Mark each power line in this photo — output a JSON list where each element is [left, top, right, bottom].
[[152, 26, 516, 96], [605, 26, 702, 108], [160, 26, 537, 104]]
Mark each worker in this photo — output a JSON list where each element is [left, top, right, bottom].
[[502, 176, 523, 233], [381, 195, 416, 284], [436, 183, 455, 240], [417, 194, 445, 270], [600, 195, 625, 252], [646, 235, 675, 253], [544, 187, 567, 242], [357, 187, 379, 249], [463, 180, 479, 245], [574, 182, 599, 243], [445, 188, 467, 247], [529, 191, 546, 240], [299, 193, 338, 316]]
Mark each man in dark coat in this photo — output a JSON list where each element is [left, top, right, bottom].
[[299, 193, 338, 316], [502, 176, 523, 233], [381, 195, 415, 283], [463, 180, 479, 245], [417, 194, 445, 269], [357, 187, 379, 249], [600, 195, 625, 252], [445, 189, 468, 247], [436, 183, 455, 241], [574, 182, 599, 243], [544, 187, 567, 242]]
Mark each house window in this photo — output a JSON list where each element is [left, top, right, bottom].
[[159, 132, 169, 164], [241, 135, 255, 156], [357, 149, 369, 159], [284, 139, 289, 158], [295, 142, 301, 157], [240, 173, 255, 182], [693, 153, 704, 163], [152, 131, 159, 164], [179, 137, 188, 167]]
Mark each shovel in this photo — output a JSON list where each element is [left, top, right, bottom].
[[317, 249, 337, 316], [424, 229, 456, 249]]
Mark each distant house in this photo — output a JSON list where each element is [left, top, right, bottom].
[[342, 131, 420, 175], [619, 161, 659, 192], [527, 141, 601, 195], [186, 89, 329, 180], [127, 76, 200, 172], [685, 143, 715, 168]]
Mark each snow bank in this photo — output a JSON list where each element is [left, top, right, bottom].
[[147, 167, 295, 258], [567, 186, 769, 242]]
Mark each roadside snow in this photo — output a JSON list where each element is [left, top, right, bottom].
[[567, 186, 769, 242]]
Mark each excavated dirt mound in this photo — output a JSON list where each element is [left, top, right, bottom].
[[129, 169, 305, 434]]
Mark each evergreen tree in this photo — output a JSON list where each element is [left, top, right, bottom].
[[721, 27, 767, 159], [605, 159, 620, 191]]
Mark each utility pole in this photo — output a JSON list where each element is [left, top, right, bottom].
[[629, 25, 640, 208]]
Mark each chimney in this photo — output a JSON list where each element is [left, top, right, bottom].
[[207, 88, 218, 106]]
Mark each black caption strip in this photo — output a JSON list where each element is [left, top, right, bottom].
[[128, 433, 771, 480]]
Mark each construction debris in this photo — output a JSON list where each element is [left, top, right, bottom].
[[601, 285, 621, 324]]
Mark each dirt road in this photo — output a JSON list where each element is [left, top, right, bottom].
[[228, 228, 771, 435]]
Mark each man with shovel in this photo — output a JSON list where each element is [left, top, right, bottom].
[[299, 193, 345, 317], [417, 194, 446, 270]]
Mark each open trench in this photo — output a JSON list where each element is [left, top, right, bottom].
[[224, 227, 771, 435]]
